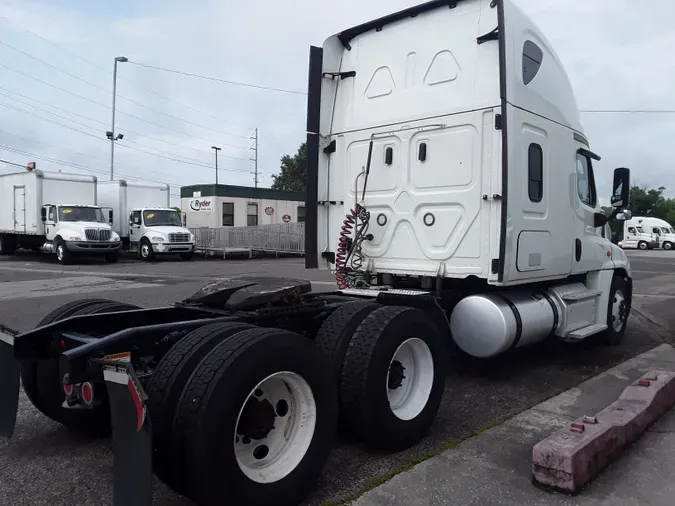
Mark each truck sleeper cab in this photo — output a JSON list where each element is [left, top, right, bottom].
[[624, 216, 675, 251]]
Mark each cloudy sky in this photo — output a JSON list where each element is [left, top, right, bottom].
[[0, 0, 673, 206]]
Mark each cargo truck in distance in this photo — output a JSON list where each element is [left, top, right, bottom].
[[0, 168, 121, 263], [621, 216, 675, 251], [97, 180, 195, 261], [0, 1, 635, 505]]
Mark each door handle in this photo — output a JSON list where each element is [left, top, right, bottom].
[[575, 239, 582, 262]]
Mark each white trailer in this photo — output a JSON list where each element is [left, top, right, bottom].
[[97, 180, 195, 261], [625, 216, 675, 250], [0, 2, 638, 505], [0, 169, 121, 263]]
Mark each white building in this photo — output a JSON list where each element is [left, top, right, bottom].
[[181, 184, 305, 228]]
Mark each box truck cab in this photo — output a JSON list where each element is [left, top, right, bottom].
[[619, 218, 660, 250], [0, 169, 120, 263], [628, 216, 675, 251], [98, 180, 195, 261]]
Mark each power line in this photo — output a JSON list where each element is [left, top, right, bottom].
[[0, 14, 255, 131], [0, 128, 199, 184], [0, 100, 253, 173], [0, 158, 26, 168], [580, 109, 675, 114], [127, 61, 308, 96], [0, 86, 251, 157], [0, 62, 248, 147], [0, 37, 253, 139]]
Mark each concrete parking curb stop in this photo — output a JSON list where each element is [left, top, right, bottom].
[[353, 343, 675, 506], [531, 370, 675, 493]]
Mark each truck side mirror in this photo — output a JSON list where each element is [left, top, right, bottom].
[[108, 210, 114, 224], [40, 207, 47, 223], [611, 167, 630, 208], [616, 210, 632, 221]]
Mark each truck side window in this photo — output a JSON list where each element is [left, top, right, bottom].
[[132, 211, 141, 226], [576, 154, 597, 208], [47, 206, 56, 222], [523, 41, 543, 85], [528, 143, 543, 202], [628, 227, 636, 235]]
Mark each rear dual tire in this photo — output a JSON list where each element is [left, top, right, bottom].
[[150, 325, 337, 506], [315, 304, 446, 452]]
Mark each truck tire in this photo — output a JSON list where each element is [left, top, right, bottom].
[[339, 306, 446, 452], [27, 300, 140, 436], [314, 301, 382, 384], [0, 234, 15, 255], [595, 275, 630, 346], [55, 238, 71, 264], [146, 321, 255, 491], [21, 298, 122, 407], [139, 238, 155, 261], [663, 242, 673, 251], [637, 241, 648, 250], [172, 327, 337, 505]]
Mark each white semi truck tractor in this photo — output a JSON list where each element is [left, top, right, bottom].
[[0, 2, 634, 505], [0, 168, 121, 263], [624, 216, 675, 250], [97, 180, 195, 261]]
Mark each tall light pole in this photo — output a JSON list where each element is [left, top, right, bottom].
[[211, 146, 221, 185], [109, 56, 128, 180]]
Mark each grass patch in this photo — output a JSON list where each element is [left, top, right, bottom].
[[321, 419, 507, 506]]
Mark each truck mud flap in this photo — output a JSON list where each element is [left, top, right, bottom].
[[0, 326, 20, 439], [98, 357, 153, 506]]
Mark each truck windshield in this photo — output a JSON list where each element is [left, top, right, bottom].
[[662, 227, 672, 234], [143, 210, 182, 227], [636, 227, 645, 233], [58, 206, 105, 223]]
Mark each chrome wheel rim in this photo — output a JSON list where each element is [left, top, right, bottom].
[[612, 289, 627, 331]]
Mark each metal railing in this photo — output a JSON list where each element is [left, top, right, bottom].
[[190, 223, 305, 256]]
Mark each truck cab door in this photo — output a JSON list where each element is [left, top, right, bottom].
[[41, 205, 57, 239], [570, 149, 607, 274], [129, 211, 142, 247]]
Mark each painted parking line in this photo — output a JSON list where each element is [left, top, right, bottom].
[[0, 276, 159, 301]]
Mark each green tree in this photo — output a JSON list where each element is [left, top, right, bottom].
[[628, 185, 667, 216], [271, 143, 306, 192], [172, 206, 182, 214]]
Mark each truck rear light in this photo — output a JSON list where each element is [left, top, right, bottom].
[[81, 382, 94, 406], [63, 374, 74, 396]]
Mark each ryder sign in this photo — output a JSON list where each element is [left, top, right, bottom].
[[189, 198, 213, 212]]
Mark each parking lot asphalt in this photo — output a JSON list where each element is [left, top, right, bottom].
[[0, 250, 672, 505]]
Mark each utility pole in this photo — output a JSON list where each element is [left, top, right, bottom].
[[211, 146, 221, 185], [250, 128, 259, 188], [108, 56, 128, 180]]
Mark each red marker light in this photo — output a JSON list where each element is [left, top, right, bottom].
[[81, 382, 94, 406]]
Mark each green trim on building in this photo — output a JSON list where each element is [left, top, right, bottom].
[[181, 184, 305, 202]]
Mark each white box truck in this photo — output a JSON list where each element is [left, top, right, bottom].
[[0, 2, 639, 505], [97, 180, 195, 261], [0, 168, 121, 263]]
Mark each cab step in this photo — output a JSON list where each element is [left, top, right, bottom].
[[568, 324, 608, 340]]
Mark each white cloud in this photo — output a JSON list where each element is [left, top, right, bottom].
[[0, 0, 673, 207]]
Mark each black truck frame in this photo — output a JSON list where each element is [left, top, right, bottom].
[[0, 276, 448, 506]]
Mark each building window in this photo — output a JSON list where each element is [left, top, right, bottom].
[[247, 203, 258, 226], [297, 206, 306, 223], [528, 143, 543, 203], [222, 202, 234, 226], [576, 153, 597, 208], [523, 40, 543, 85]]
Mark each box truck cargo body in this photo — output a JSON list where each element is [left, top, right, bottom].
[[0, 169, 120, 262], [97, 180, 195, 260]]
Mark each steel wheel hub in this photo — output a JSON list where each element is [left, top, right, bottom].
[[612, 289, 627, 331]]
